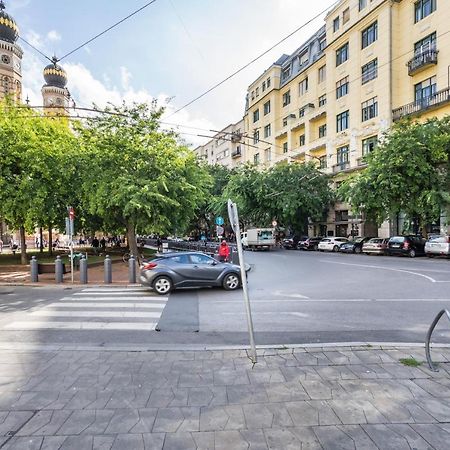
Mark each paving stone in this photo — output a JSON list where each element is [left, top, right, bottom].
[[191, 431, 215, 450], [240, 429, 269, 449], [362, 424, 420, 449], [178, 372, 214, 388], [226, 384, 270, 404], [413, 378, 450, 397], [147, 389, 176, 408], [1, 436, 44, 449], [264, 381, 309, 403], [384, 424, 437, 450], [39, 435, 68, 450], [104, 409, 141, 434], [111, 433, 145, 450], [56, 410, 96, 435], [287, 400, 341, 427], [162, 432, 196, 450], [263, 428, 303, 450], [314, 365, 357, 381], [314, 424, 378, 449], [59, 435, 94, 450], [416, 397, 450, 422], [247, 369, 286, 384], [92, 435, 115, 450], [83, 410, 116, 435], [0, 411, 35, 436], [129, 408, 158, 434], [265, 403, 294, 428], [370, 397, 435, 424], [105, 388, 151, 409], [199, 405, 245, 431], [213, 369, 250, 386], [142, 433, 165, 450], [215, 430, 250, 450], [153, 407, 199, 433], [301, 380, 332, 400], [242, 404, 274, 429]]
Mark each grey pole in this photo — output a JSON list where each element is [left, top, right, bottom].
[[55, 256, 63, 283], [104, 255, 112, 284], [128, 254, 136, 284], [30, 256, 38, 283], [80, 255, 88, 284]]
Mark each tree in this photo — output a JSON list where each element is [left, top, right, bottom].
[[77, 102, 211, 259], [339, 118, 450, 233]]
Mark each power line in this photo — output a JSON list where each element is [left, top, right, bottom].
[[58, 0, 158, 62], [19, 36, 53, 63], [166, 0, 340, 118]]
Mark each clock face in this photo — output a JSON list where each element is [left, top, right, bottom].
[[55, 98, 63, 106], [1, 54, 10, 64], [14, 61, 21, 70]]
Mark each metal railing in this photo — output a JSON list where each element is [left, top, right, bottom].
[[332, 161, 350, 173], [407, 48, 438, 76], [425, 308, 450, 372], [393, 86, 450, 121]]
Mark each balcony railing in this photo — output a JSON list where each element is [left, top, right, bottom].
[[393, 86, 450, 121], [356, 157, 368, 167], [231, 148, 242, 158], [407, 49, 438, 76], [332, 161, 350, 173]]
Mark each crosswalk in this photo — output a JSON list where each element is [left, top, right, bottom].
[[4, 287, 168, 331], [0, 271, 28, 281]]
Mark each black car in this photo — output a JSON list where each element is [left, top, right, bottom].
[[282, 235, 306, 250], [339, 237, 373, 254], [297, 236, 323, 251], [386, 235, 426, 258]]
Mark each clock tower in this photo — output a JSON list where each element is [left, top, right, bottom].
[[42, 56, 70, 115], [0, 0, 23, 102]]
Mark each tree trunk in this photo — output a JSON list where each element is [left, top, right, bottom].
[[39, 227, 44, 253], [19, 225, 27, 265], [48, 225, 53, 257], [126, 221, 140, 263]]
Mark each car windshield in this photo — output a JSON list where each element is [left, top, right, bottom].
[[353, 237, 364, 243], [390, 237, 405, 243], [428, 236, 448, 243], [258, 230, 273, 239], [322, 239, 331, 242], [369, 238, 382, 243]]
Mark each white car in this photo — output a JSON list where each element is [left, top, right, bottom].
[[318, 237, 349, 252], [425, 235, 450, 257]]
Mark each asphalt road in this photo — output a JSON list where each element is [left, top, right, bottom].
[[1, 248, 450, 348]]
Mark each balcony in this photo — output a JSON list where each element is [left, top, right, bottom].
[[356, 157, 367, 167], [231, 148, 242, 158], [407, 49, 438, 76], [393, 86, 450, 121], [332, 161, 350, 173]]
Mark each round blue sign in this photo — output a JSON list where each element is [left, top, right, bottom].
[[215, 216, 224, 226]]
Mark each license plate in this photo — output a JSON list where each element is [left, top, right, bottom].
[[392, 244, 400, 248]]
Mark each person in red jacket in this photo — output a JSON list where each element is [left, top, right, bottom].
[[218, 239, 230, 262]]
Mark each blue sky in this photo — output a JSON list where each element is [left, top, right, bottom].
[[9, 0, 335, 145]]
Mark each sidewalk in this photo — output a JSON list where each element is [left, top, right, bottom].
[[0, 344, 449, 449]]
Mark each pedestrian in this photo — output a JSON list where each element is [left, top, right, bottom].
[[0, 239, 3, 254], [218, 239, 230, 262], [100, 237, 106, 251], [92, 236, 99, 255], [156, 237, 162, 253]]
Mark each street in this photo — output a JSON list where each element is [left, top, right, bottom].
[[1, 249, 450, 348]]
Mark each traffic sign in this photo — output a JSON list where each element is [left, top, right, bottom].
[[215, 216, 224, 226], [68, 206, 75, 220], [216, 225, 224, 236]]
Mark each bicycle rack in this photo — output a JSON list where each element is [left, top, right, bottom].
[[425, 309, 450, 372]]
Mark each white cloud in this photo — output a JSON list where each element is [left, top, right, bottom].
[[120, 66, 132, 91], [24, 30, 43, 49], [46, 30, 61, 42]]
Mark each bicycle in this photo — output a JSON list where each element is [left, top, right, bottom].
[[122, 252, 144, 263]]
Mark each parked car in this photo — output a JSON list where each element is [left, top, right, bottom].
[[362, 238, 389, 255], [386, 235, 426, 258], [317, 237, 349, 252], [425, 235, 450, 258], [297, 236, 323, 251], [282, 235, 306, 250], [339, 237, 373, 254], [140, 251, 243, 295]]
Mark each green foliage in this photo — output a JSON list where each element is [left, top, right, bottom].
[[399, 357, 422, 367], [339, 117, 450, 228]]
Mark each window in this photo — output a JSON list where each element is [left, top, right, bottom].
[[337, 146, 349, 167], [343, 7, 350, 24], [190, 254, 213, 265], [336, 76, 349, 99], [265, 148, 272, 162], [361, 58, 378, 84], [283, 117, 288, 127], [299, 77, 308, 96], [283, 142, 288, 153], [415, 76, 437, 102], [282, 90, 291, 107], [254, 153, 260, 164], [319, 155, 327, 169], [414, 32, 436, 55], [267, 77, 271, 88], [362, 135, 378, 155], [262, 81, 266, 92], [319, 94, 327, 107], [253, 130, 260, 144], [415, 0, 436, 23], [264, 124, 271, 138], [282, 66, 291, 80], [336, 43, 349, 66], [335, 209, 349, 221], [299, 51, 309, 65], [362, 21, 378, 49], [255, 87, 259, 97], [251, 91, 255, 100], [359, 0, 367, 11], [299, 134, 306, 146], [318, 65, 326, 83], [253, 109, 259, 123], [361, 97, 378, 121], [263, 100, 271, 115], [319, 36, 326, 51], [333, 17, 340, 32], [319, 124, 327, 138], [299, 107, 305, 117], [336, 110, 349, 132]]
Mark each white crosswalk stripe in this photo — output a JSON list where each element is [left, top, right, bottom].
[[4, 287, 167, 331]]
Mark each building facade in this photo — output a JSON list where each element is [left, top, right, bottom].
[[242, 0, 450, 237], [194, 119, 245, 168]]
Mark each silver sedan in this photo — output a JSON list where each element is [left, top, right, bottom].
[[140, 252, 243, 295]]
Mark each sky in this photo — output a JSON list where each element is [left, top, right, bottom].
[[8, 0, 337, 146]]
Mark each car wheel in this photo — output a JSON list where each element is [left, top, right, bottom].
[[223, 273, 241, 290], [333, 245, 339, 252], [313, 244, 318, 251], [153, 276, 173, 295], [409, 249, 416, 258], [355, 247, 362, 254]]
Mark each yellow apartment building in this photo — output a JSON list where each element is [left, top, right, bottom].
[[242, 0, 450, 238]]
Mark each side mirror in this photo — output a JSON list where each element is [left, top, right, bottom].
[[209, 260, 218, 266]]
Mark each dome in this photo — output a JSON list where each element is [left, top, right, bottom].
[[0, 1, 19, 44], [43, 60, 68, 88]]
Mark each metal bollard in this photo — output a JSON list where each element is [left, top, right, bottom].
[[55, 256, 63, 283], [30, 255, 38, 282], [104, 255, 112, 284], [128, 255, 136, 284], [80, 255, 88, 284]]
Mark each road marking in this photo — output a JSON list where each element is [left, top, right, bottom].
[[30, 311, 162, 318], [210, 298, 450, 303], [273, 291, 310, 299], [65, 296, 167, 301], [44, 302, 167, 308], [223, 311, 309, 317], [319, 259, 445, 283], [4, 321, 157, 331], [80, 288, 149, 292], [75, 292, 154, 296]]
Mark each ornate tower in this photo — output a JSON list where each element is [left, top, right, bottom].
[[0, 0, 23, 102], [42, 56, 70, 115]]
